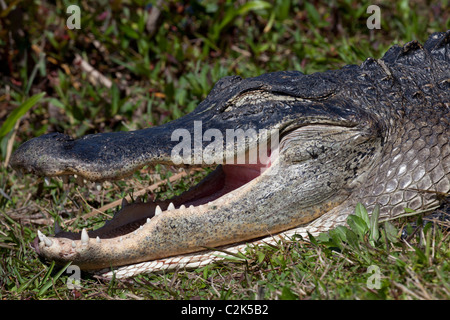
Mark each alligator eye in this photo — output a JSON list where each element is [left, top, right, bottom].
[[220, 90, 265, 113], [221, 90, 306, 115]]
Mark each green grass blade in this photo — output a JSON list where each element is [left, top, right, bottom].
[[355, 203, 370, 226], [0, 92, 46, 138], [16, 269, 45, 293], [369, 204, 380, 243], [38, 261, 72, 296]]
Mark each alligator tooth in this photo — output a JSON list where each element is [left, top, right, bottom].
[[168, 202, 175, 211], [96, 236, 101, 243], [95, 183, 102, 191], [37, 230, 45, 242], [189, 205, 194, 209], [180, 204, 186, 210], [81, 228, 89, 244], [155, 205, 162, 216], [38, 231, 53, 247], [44, 236, 53, 247], [119, 237, 123, 242], [44, 177, 50, 186], [122, 198, 129, 208], [146, 218, 151, 224], [72, 241, 76, 248], [139, 225, 143, 230]]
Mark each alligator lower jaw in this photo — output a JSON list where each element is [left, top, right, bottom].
[[34, 160, 277, 270]]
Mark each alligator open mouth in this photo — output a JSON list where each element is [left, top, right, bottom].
[[28, 134, 286, 270], [36, 159, 272, 245], [18, 119, 366, 272]]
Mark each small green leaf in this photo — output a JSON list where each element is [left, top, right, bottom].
[[307, 231, 318, 246], [304, 2, 320, 26], [344, 228, 360, 250], [257, 251, 266, 263], [110, 84, 120, 116], [316, 232, 331, 243], [413, 246, 427, 264], [279, 286, 298, 300], [384, 221, 399, 243], [0, 92, 46, 138], [329, 226, 348, 243], [119, 24, 140, 39], [369, 204, 380, 243], [355, 203, 370, 227], [236, 1, 272, 15], [347, 214, 368, 239], [328, 226, 349, 250], [47, 98, 67, 110]]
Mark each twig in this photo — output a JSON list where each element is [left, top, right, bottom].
[[73, 54, 112, 88]]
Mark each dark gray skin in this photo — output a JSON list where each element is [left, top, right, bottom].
[[10, 31, 450, 272]]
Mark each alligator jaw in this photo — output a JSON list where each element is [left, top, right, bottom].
[[30, 121, 375, 271]]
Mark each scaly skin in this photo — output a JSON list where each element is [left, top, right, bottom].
[[11, 31, 450, 277]]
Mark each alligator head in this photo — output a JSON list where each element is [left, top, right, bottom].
[[10, 31, 450, 276]]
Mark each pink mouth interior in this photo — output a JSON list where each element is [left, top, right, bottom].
[[39, 152, 275, 246], [183, 161, 271, 207]]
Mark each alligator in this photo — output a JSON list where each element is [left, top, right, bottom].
[[10, 31, 450, 278]]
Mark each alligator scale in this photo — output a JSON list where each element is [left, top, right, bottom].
[[11, 32, 450, 278]]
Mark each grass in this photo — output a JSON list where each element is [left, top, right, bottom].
[[0, 0, 449, 300]]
